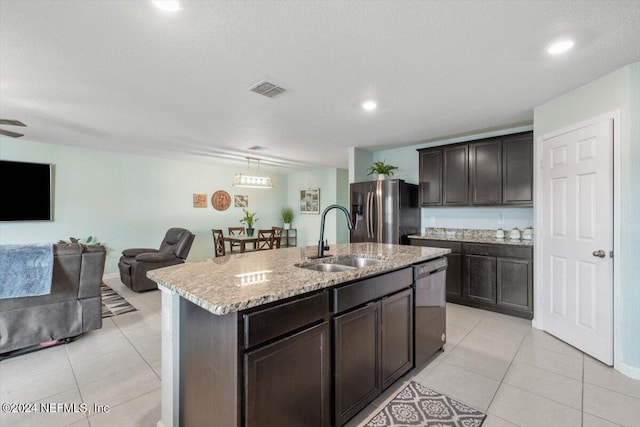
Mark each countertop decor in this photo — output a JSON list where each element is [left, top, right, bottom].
[[408, 227, 533, 246], [147, 242, 449, 315]]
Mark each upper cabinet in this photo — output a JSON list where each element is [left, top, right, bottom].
[[418, 131, 533, 207]]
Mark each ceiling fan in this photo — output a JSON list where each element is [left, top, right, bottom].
[[0, 119, 26, 138]]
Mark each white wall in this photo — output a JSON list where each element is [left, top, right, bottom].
[[0, 138, 287, 274], [534, 62, 640, 376]]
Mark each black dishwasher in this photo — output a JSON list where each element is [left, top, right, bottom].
[[413, 257, 447, 366]]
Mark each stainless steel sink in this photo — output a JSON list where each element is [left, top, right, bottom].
[[332, 257, 384, 268], [302, 263, 356, 272], [296, 256, 386, 272]]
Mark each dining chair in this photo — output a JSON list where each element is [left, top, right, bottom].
[[212, 229, 226, 257], [256, 229, 275, 250], [228, 227, 245, 252], [271, 226, 283, 249]]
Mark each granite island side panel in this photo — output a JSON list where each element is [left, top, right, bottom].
[[147, 242, 450, 315]]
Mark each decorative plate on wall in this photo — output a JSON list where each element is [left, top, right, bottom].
[[211, 190, 231, 211]]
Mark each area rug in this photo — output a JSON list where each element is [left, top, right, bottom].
[[101, 283, 137, 318], [365, 381, 486, 427]]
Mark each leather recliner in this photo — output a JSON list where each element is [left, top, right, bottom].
[[118, 227, 195, 292]]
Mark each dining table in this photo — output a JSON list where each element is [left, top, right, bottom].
[[223, 234, 260, 253]]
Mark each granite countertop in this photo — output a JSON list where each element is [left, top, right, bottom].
[[408, 228, 534, 247], [147, 243, 450, 316]]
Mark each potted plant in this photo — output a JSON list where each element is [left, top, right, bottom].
[[367, 160, 399, 180], [281, 207, 294, 230], [240, 209, 259, 236]]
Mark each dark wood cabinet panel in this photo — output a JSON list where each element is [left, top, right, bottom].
[[443, 144, 469, 206], [470, 138, 502, 205], [245, 321, 331, 427], [503, 132, 534, 205], [381, 289, 413, 389], [463, 254, 497, 304], [497, 258, 533, 312], [418, 149, 442, 206], [445, 253, 463, 300], [334, 303, 381, 427]]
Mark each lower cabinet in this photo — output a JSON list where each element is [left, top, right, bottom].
[[410, 238, 533, 319], [245, 321, 331, 427], [333, 288, 414, 427]]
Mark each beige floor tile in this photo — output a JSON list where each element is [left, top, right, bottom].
[[582, 413, 625, 427], [134, 337, 162, 363], [122, 325, 162, 347], [149, 358, 162, 379], [111, 311, 161, 333], [482, 414, 520, 427], [514, 342, 583, 380], [472, 317, 531, 343], [446, 321, 473, 345], [458, 330, 522, 361], [95, 317, 122, 337], [584, 356, 640, 399], [583, 383, 640, 427], [414, 359, 500, 411], [503, 361, 582, 409], [0, 388, 87, 427], [66, 330, 135, 364], [79, 364, 161, 410], [444, 345, 511, 381], [521, 328, 583, 358], [66, 417, 91, 427], [70, 345, 147, 386], [0, 345, 70, 383], [0, 362, 77, 403], [87, 388, 161, 427], [488, 384, 581, 427]]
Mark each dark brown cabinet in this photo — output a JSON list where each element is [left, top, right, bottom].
[[245, 321, 331, 427], [470, 138, 502, 205], [443, 144, 469, 206], [419, 149, 442, 206], [502, 132, 534, 205], [409, 239, 533, 319], [418, 131, 533, 207], [333, 269, 414, 427]]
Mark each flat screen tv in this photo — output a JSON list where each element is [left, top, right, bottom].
[[0, 160, 54, 221]]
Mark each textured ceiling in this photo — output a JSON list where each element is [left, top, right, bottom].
[[1, 0, 639, 171]]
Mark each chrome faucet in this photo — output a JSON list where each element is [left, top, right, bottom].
[[316, 204, 355, 258]]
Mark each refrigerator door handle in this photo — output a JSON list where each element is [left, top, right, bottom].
[[366, 191, 373, 238]]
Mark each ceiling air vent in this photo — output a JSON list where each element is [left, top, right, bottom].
[[249, 81, 286, 98], [249, 145, 267, 151]]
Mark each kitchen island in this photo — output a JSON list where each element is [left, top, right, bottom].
[[148, 242, 450, 427]]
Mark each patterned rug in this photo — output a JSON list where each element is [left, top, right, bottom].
[[101, 283, 137, 318], [365, 381, 486, 427]]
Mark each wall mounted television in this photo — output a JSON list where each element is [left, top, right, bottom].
[[0, 160, 54, 221]]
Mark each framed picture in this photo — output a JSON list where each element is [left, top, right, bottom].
[[299, 188, 320, 214], [234, 195, 248, 208], [211, 190, 231, 211], [193, 193, 207, 208]]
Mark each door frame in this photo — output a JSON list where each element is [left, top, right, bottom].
[[533, 110, 622, 371]]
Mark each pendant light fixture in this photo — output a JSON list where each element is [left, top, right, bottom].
[[233, 157, 274, 189]]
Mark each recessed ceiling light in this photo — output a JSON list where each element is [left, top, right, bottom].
[[152, 0, 182, 12], [362, 100, 377, 111], [547, 40, 574, 55]]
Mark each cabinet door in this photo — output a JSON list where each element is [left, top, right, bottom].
[[245, 321, 331, 427], [497, 258, 533, 312], [419, 149, 442, 206], [443, 144, 469, 206], [503, 132, 533, 205], [463, 254, 496, 304], [470, 138, 502, 205], [334, 302, 381, 427], [445, 253, 463, 300], [381, 289, 413, 389]]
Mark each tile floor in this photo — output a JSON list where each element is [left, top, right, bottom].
[[1, 274, 639, 427]]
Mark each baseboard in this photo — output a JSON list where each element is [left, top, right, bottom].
[[616, 361, 640, 380]]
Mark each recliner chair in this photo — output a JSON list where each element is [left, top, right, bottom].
[[118, 228, 195, 292]]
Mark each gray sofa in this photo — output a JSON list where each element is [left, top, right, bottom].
[[0, 243, 106, 357]]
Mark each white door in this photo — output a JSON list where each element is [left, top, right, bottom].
[[541, 117, 613, 365]]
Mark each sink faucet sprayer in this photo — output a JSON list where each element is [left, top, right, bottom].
[[316, 204, 355, 258]]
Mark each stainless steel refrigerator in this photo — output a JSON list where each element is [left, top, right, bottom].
[[349, 179, 420, 244]]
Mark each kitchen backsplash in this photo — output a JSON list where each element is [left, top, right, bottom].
[[420, 207, 533, 230]]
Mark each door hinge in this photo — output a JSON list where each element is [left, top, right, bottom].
[[540, 160, 544, 170], [610, 251, 614, 258]]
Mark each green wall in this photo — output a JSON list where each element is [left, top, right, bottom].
[[534, 62, 640, 375]]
